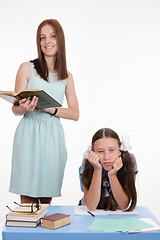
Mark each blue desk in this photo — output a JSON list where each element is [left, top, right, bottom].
[[2, 206, 160, 240]]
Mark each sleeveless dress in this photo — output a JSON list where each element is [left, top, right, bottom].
[[9, 62, 67, 198]]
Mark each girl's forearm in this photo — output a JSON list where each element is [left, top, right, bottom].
[[84, 169, 102, 211], [109, 175, 129, 210]]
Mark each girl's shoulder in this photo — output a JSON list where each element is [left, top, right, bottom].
[[129, 153, 138, 173]]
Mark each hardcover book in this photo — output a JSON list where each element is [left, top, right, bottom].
[[6, 219, 40, 228], [41, 213, 70, 230], [0, 89, 61, 109]]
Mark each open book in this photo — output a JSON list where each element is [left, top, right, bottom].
[[0, 89, 62, 109]]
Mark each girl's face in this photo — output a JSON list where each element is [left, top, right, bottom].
[[93, 137, 121, 171], [40, 24, 58, 58]]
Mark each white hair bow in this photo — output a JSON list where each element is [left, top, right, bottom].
[[120, 135, 131, 152], [83, 144, 92, 159]]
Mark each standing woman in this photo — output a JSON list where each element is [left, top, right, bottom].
[[9, 19, 79, 204]]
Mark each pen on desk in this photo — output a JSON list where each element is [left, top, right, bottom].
[[87, 210, 95, 217]]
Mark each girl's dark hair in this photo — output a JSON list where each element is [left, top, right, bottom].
[[82, 128, 137, 211], [31, 19, 68, 81]]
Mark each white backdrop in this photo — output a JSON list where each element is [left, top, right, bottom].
[[0, 0, 160, 237]]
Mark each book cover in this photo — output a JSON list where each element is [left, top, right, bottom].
[[41, 213, 70, 230], [6, 219, 40, 228], [6, 204, 49, 222], [0, 89, 62, 109]]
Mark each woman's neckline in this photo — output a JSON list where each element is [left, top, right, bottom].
[[49, 72, 57, 76]]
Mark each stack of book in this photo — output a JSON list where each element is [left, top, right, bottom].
[[6, 203, 49, 227]]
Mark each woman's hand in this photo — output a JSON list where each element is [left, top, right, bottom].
[[88, 151, 102, 170], [108, 157, 123, 178], [19, 96, 38, 112]]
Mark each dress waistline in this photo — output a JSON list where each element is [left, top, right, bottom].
[[24, 111, 60, 123]]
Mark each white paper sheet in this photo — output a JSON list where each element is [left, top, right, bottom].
[[74, 205, 138, 216]]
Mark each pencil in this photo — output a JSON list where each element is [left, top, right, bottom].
[[87, 210, 95, 217]]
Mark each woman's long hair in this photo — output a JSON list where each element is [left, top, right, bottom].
[[82, 128, 137, 211], [31, 19, 68, 81]]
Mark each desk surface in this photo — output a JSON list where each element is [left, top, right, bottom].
[[2, 206, 160, 240]]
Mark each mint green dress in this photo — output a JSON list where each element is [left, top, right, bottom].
[[9, 62, 67, 197]]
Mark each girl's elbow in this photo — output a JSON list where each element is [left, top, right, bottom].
[[119, 205, 127, 211], [84, 199, 97, 212], [87, 206, 97, 212], [119, 201, 130, 211]]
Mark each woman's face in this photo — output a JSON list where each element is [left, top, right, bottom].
[[93, 137, 121, 171], [40, 24, 58, 57]]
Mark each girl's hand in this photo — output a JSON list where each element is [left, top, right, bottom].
[[108, 157, 123, 178], [19, 96, 38, 112], [88, 151, 102, 170]]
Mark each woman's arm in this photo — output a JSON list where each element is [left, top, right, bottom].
[[12, 62, 38, 115], [42, 72, 79, 121], [108, 157, 130, 210], [83, 151, 102, 211]]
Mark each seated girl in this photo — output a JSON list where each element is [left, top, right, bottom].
[[79, 128, 137, 212]]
